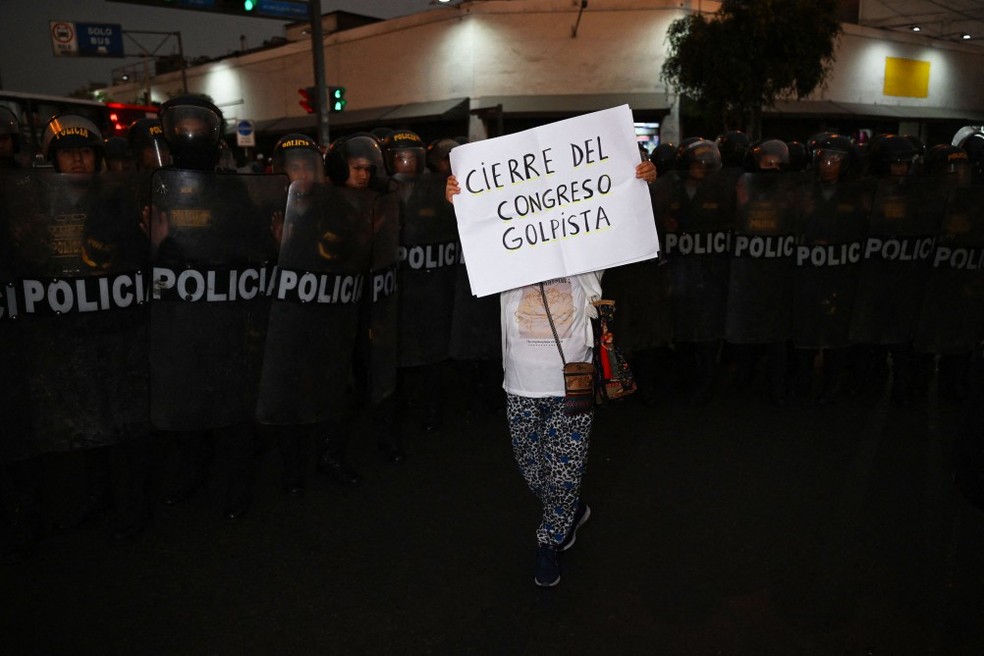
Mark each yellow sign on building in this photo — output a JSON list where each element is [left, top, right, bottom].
[[883, 57, 931, 98]]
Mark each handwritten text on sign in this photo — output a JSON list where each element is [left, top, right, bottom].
[[450, 105, 659, 297]]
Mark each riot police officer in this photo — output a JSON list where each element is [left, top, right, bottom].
[[318, 134, 404, 485], [430, 139, 503, 417], [849, 134, 940, 406], [659, 139, 734, 405], [128, 117, 171, 171], [953, 126, 984, 185], [151, 95, 280, 520], [258, 133, 330, 497], [914, 144, 980, 404], [790, 134, 869, 403], [716, 131, 749, 170], [2, 114, 150, 543], [105, 136, 136, 172], [426, 138, 458, 175], [648, 141, 677, 178], [385, 130, 460, 432], [0, 106, 23, 170], [726, 139, 797, 405]]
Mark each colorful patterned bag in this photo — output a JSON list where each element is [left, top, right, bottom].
[[592, 299, 637, 403]]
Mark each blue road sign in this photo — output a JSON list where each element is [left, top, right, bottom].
[[76, 23, 124, 58]]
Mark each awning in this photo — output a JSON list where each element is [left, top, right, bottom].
[[245, 98, 469, 134], [766, 99, 984, 122], [471, 93, 674, 115], [765, 100, 845, 117], [379, 97, 469, 122]]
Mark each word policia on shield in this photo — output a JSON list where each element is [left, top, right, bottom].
[[450, 105, 660, 297]]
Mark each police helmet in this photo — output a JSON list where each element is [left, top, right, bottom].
[[128, 117, 170, 170], [648, 142, 676, 177], [327, 134, 388, 191], [811, 134, 854, 181], [272, 133, 325, 183], [41, 114, 105, 171], [426, 138, 459, 174], [382, 130, 426, 179], [904, 135, 925, 158], [159, 95, 223, 170], [952, 126, 984, 182], [924, 144, 970, 180], [678, 138, 721, 174], [0, 105, 21, 153], [716, 131, 750, 168], [104, 136, 135, 171], [785, 141, 808, 172], [868, 134, 918, 177], [370, 127, 395, 144], [805, 131, 837, 162], [745, 139, 789, 172]]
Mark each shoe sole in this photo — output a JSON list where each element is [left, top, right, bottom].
[[559, 504, 591, 552]]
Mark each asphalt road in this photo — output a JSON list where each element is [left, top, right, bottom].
[[3, 360, 983, 654]]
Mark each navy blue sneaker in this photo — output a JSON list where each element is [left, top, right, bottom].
[[534, 545, 560, 587], [558, 502, 591, 552]]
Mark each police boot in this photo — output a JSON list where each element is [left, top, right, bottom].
[[889, 344, 913, 407], [217, 426, 254, 522], [58, 447, 113, 531], [162, 432, 210, 506], [277, 431, 306, 498], [111, 438, 152, 541], [1, 460, 47, 562], [374, 398, 406, 464], [317, 434, 363, 487]]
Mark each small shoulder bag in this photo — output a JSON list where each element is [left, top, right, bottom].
[[538, 283, 595, 415], [591, 299, 637, 403]]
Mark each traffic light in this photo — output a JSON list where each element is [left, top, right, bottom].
[[329, 86, 346, 112], [298, 86, 317, 115], [108, 0, 310, 21]]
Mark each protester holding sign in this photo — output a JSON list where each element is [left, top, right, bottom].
[[446, 143, 656, 587]]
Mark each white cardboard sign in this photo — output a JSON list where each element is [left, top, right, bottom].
[[449, 105, 660, 297]]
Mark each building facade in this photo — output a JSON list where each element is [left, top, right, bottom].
[[101, 0, 984, 152]]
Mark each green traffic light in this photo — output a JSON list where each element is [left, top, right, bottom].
[[244, 0, 256, 11], [328, 86, 346, 112]]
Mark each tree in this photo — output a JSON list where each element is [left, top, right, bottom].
[[661, 0, 842, 139], [67, 82, 111, 103]]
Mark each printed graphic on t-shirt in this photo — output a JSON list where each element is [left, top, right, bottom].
[[515, 278, 573, 339]]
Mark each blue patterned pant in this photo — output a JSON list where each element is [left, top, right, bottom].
[[506, 393, 593, 546]]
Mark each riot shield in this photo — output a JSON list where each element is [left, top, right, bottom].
[[661, 169, 735, 343], [0, 170, 149, 457], [914, 185, 984, 354], [366, 187, 402, 404], [725, 171, 799, 343], [397, 171, 460, 367], [0, 171, 34, 462], [448, 257, 501, 361], [256, 181, 370, 424], [149, 169, 284, 431], [849, 175, 945, 345], [602, 177, 673, 352], [791, 179, 870, 349]]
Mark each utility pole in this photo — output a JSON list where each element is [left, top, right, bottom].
[[309, 0, 330, 146]]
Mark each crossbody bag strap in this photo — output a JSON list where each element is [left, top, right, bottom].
[[538, 282, 567, 366]]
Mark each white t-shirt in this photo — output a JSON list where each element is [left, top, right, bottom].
[[500, 272, 602, 397]]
